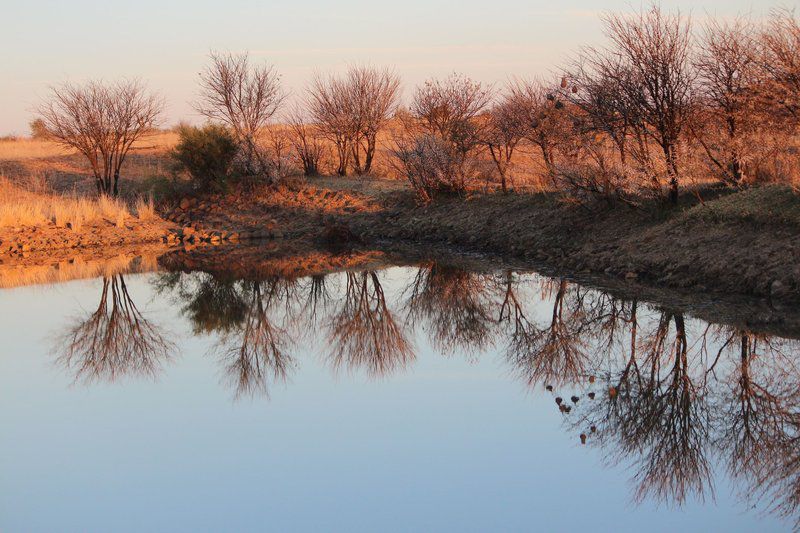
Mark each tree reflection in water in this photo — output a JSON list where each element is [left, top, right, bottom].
[[327, 271, 413, 377], [157, 273, 298, 399], [57, 275, 174, 383], [57, 261, 800, 525], [404, 263, 498, 356], [500, 272, 590, 387]]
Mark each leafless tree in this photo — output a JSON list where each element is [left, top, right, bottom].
[[403, 263, 499, 356], [57, 275, 174, 383], [264, 124, 294, 178], [393, 74, 492, 199], [693, 17, 761, 185], [196, 51, 286, 181], [759, 9, 800, 123], [602, 5, 695, 203], [286, 105, 327, 176], [307, 73, 353, 176], [36, 80, 163, 196], [482, 92, 528, 193], [392, 133, 481, 201], [410, 73, 492, 158], [327, 271, 413, 377], [216, 279, 295, 400], [346, 66, 401, 175], [507, 79, 568, 178], [502, 278, 590, 388], [307, 66, 400, 176]]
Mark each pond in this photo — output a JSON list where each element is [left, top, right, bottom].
[[1, 248, 798, 532]]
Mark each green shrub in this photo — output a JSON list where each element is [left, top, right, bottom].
[[171, 124, 239, 192]]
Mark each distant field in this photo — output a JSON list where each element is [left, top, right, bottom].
[[0, 124, 551, 198], [0, 132, 178, 196]]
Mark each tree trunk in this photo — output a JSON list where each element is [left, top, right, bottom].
[[363, 136, 376, 175], [663, 142, 680, 205]]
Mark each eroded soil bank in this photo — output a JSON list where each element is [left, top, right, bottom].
[[164, 178, 798, 303], [3, 177, 798, 303], [347, 185, 800, 303]]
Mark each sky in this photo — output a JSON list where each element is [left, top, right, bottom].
[[0, 0, 785, 135]]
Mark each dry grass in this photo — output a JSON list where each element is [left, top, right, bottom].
[[0, 132, 179, 197], [0, 176, 136, 229], [134, 195, 158, 221], [0, 131, 178, 161], [682, 185, 800, 227]]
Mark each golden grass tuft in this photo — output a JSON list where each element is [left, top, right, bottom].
[[0, 175, 151, 229], [134, 195, 158, 221]]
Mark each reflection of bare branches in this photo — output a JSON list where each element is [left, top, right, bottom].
[[404, 263, 498, 355], [158, 272, 296, 400], [57, 275, 174, 383], [328, 271, 413, 377], [705, 329, 800, 526], [218, 280, 295, 400], [299, 274, 333, 333], [502, 277, 589, 387], [589, 311, 714, 506]]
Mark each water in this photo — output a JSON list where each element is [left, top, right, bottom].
[[1, 251, 798, 532]]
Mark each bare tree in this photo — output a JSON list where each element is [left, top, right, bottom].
[[307, 73, 354, 176], [482, 91, 528, 193], [503, 278, 590, 388], [264, 124, 294, 178], [196, 51, 286, 181], [602, 5, 695, 203], [507, 79, 568, 178], [328, 271, 413, 377], [346, 66, 401, 175], [216, 279, 295, 400], [693, 17, 761, 185], [759, 9, 800, 124], [403, 263, 499, 355], [57, 275, 174, 383], [410, 73, 493, 158], [36, 80, 163, 196], [393, 74, 492, 200], [286, 105, 327, 176], [564, 60, 635, 170], [307, 66, 400, 176]]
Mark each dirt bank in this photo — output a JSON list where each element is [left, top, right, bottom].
[[171, 178, 799, 302], [4, 175, 799, 303], [348, 185, 800, 302]]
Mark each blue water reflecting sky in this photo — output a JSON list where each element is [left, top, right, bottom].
[[0, 270, 790, 532]]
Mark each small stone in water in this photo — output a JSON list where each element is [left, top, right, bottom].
[[555, 397, 563, 405], [580, 434, 587, 444], [588, 392, 596, 399], [571, 396, 579, 403]]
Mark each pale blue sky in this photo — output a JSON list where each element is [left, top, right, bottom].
[[0, 0, 785, 134]]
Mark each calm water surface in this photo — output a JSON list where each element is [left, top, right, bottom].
[[1, 258, 798, 532]]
